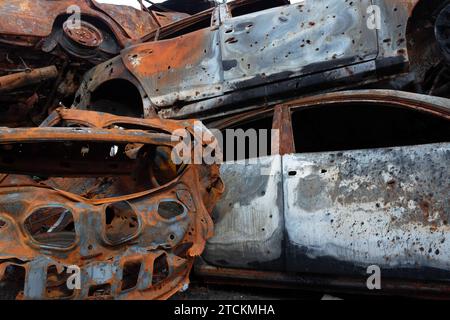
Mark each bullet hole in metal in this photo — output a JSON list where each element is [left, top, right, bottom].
[[225, 37, 238, 44]]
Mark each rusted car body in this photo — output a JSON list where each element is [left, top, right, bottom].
[[0, 108, 224, 299], [0, 0, 188, 127], [73, 0, 449, 121], [196, 90, 450, 298]]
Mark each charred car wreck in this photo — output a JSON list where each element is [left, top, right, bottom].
[[0, 0, 188, 127], [73, 0, 450, 121], [0, 108, 223, 299], [199, 89, 450, 298]]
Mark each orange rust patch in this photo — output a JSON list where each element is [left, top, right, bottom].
[[123, 29, 210, 77]]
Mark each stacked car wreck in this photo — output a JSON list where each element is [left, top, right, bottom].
[[0, 108, 224, 299], [0, 0, 450, 299]]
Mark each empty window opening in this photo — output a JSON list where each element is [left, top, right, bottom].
[[104, 202, 139, 245], [88, 283, 111, 297], [221, 116, 273, 162], [157, 200, 186, 220], [121, 261, 142, 292], [152, 254, 169, 285], [230, 0, 289, 17], [160, 14, 212, 40], [291, 103, 450, 153], [24, 207, 76, 249], [46, 265, 74, 299], [89, 79, 143, 117]]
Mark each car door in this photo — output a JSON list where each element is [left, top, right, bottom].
[[204, 155, 285, 269], [219, 0, 378, 91], [120, 8, 224, 108], [282, 91, 450, 279], [202, 111, 286, 270]]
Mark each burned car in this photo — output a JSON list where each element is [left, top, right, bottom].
[[196, 90, 450, 298], [0, 0, 449, 301], [0, 108, 224, 299], [73, 0, 449, 121], [0, 0, 188, 127]]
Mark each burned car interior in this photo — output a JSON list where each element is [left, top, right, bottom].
[[0, 0, 449, 302]]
